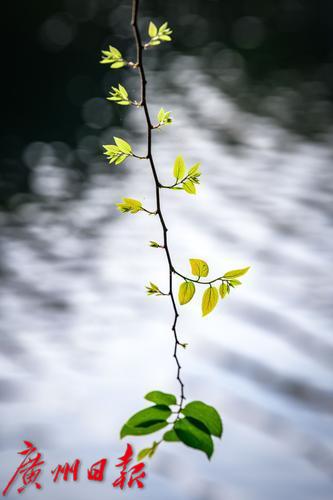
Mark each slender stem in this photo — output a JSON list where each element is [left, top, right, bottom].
[[131, 0, 185, 411], [142, 207, 157, 215], [173, 270, 233, 286]]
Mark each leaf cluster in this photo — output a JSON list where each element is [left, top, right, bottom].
[[178, 261, 250, 316], [147, 22, 172, 46], [103, 137, 132, 165], [145, 282, 164, 296], [107, 84, 131, 106], [172, 156, 201, 194], [100, 45, 127, 69], [157, 107, 172, 126], [116, 198, 142, 214], [120, 391, 223, 460]]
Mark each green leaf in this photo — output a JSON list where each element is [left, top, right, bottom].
[[159, 35, 171, 41], [228, 279, 242, 286], [121, 421, 168, 438], [223, 266, 250, 279], [114, 137, 132, 154], [189, 258, 209, 278], [188, 163, 201, 176], [157, 107, 165, 122], [163, 429, 180, 442], [116, 198, 142, 214], [183, 180, 196, 194], [111, 61, 126, 69], [115, 154, 127, 165], [173, 155, 186, 180], [219, 282, 229, 299], [137, 448, 151, 460], [159, 22, 169, 33], [202, 287, 219, 316], [178, 281, 195, 305], [145, 391, 177, 406], [149, 21, 158, 37], [181, 401, 223, 438], [174, 418, 214, 459], [120, 405, 171, 438], [109, 46, 121, 58], [118, 84, 128, 98]]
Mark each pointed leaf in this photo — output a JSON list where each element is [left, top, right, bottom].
[[181, 401, 223, 437], [188, 163, 201, 176], [149, 21, 158, 37], [109, 46, 121, 58], [228, 279, 242, 286], [159, 35, 171, 41], [115, 154, 127, 165], [178, 281, 195, 305], [121, 421, 168, 438], [163, 429, 180, 442], [183, 180, 196, 194], [137, 448, 151, 460], [202, 287, 219, 316], [223, 267, 250, 279], [114, 137, 132, 154], [111, 61, 127, 69], [173, 155, 186, 180], [120, 405, 171, 438], [189, 258, 209, 278], [118, 84, 128, 98], [174, 418, 214, 459], [159, 22, 169, 33], [145, 391, 177, 406], [219, 282, 229, 299], [157, 108, 165, 122]]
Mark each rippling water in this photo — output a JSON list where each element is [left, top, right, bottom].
[[0, 56, 333, 499]]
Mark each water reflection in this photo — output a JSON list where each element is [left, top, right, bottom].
[[1, 2, 333, 499]]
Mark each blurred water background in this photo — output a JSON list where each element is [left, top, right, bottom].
[[1, 1, 333, 499]]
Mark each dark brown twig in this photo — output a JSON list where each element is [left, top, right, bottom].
[[131, 0, 186, 411]]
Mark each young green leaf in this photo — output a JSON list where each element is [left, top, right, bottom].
[[163, 429, 180, 442], [173, 155, 186, 180], [107, 84, 131, 105], [178, 281, 195, 305], [114, 137, 132, 154], [157, 107, 165, 122], [202, 286, 219, 316], [174, 418, 214, 459], [182, 180, 196, 194], [111, 61, 127, 69], [188, 163, 201, 176], [189, 258, 209, 278], [145, 282, 163, 296], [137, 448, 151, 461], [181, 401, 223, 438], [116, 198, 142, 214], [219, 282, 229, 299], [149, 241, 161, 248], [137, 441, 159, 460], [223, 266, 250, 279], [228, 279, 242, 286], [100, 46, 126, 68], [149, 21, 158, 37], [145, 390, 177, 406], [157, 108, 172, 126]]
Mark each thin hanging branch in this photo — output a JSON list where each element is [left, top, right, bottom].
[[99, 0, 249, 461], [131, 0, 186, 412]]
